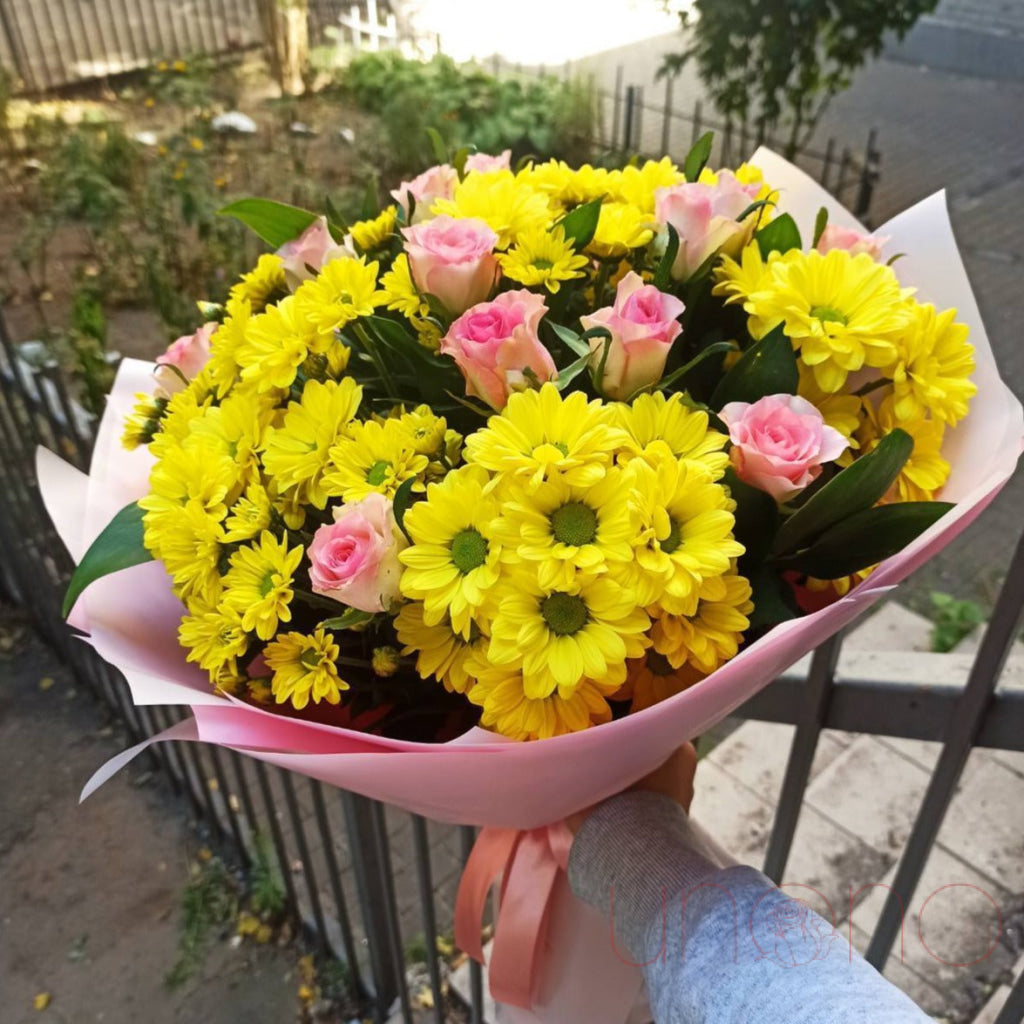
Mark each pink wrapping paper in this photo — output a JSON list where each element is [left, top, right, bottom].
[[36, 151, 1023, 1023]]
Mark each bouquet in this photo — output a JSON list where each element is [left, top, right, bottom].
[[40, 140, 1022, 1022]]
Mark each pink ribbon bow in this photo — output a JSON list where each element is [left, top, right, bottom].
[[454, 822, 575, 1010]]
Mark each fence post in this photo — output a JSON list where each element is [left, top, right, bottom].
[[854, 127, 881, 222], [341, 792, 404, 1019], [622, 84, 637, 153], [691, 99, 703, 147], [611, 64, 624, 150]]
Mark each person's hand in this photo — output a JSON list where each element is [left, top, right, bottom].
[[566, 742, 698, 835]]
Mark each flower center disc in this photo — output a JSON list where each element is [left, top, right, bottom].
[[809, 304, 848, 326], [550, 501, 598, 546], [541, 592, 588, 636], [661, 518, 683, 554], [450, 528, 488, 573]]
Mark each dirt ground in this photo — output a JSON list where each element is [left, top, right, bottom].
[[0, 606, 306, 1024]]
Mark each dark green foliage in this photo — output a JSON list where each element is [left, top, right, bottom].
[[339, 53, 598, 178], [660, 0, 939, 156]]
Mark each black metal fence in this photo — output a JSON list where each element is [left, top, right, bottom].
[[491, 57, 881, 224]]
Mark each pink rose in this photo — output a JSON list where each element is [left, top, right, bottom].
[[579, 271, 684, 399], [464, 150, 512, 174], [720, 394, 849, 501], [308, 493, 407, 613], [390, 163, 458, 223], [655, 171, 761, 280], [816, 223, 889, 261], [402, 215, 499, 314], [441, 290, 555, 410], [276, 216, 353, 290], [153, 321, 216, 398]]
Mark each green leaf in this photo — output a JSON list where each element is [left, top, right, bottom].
[[324, 194, 347, 235], [723, 467, 779, 568], [218, 198, 318, 248], [772, 429, 914, 556], [548, 322, 590, 358], [812, 206, 828, 248], [736, 198, 776, 225], [654, 224, 679, 290], [683, 131, 714, 182], [559, 198, 603, 250], [453, 146, 471, 179], [756, 213, 802, 258], [709, 324, 798, 409], [392, 476, 418, 542], [319, 608, 376, 631], [746, 563, 800, 630], [776, 501, 953, 579], [425, 126, 449, 165], [556, 350, 594, 390], [654, 340, 734, 396], [63, 502, 152, 617]]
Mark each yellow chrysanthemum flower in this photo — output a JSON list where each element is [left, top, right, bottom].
[[188, 389, 272, 484], [324, 416, 430, 503], [157, 500, 226, 604], [295, 256, 382, 341], [616, 653, 704, 713], [223, 482, 274, 543], [615, 158, 685, 212], [626, 455, 744, 615], [496, 224, 589, 293], [464, 384, 629, 492], [744, 249, 914, 393], [236, 294, 316, 392], [222, 530, 304, 641], [466, 668, 617, 740], [350, 205, 397, 252], [617, 391, 730, 480], [432, 170, 552, 249], [122, 393, 168, 450], [890, 302, 976, 425], [587, 202, 655, 259], [650, 572, 753, 674], [399, 464, 503, 637], [265, 626, 348, 709], [861, 398, 950, 502], [380, 253, 430, 320], [230, 253, 287, 312], [492, 467, 634, 591], [178, 602, 249, 675], [140, 441, 237, 555], [796, 365, 864, 465], [207, 295, 253, 397], [262, 378, 363, 508], [394, 602, 487, 693], [487, 572, 650, 697]]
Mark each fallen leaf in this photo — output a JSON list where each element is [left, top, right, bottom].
[[33, 993, 51, 1010], [39, 677, 55, 691]]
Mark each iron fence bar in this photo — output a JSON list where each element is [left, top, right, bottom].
[[762, 631, 844, 882], [83, 0, 115, 86], [13, 0, 52, 91], [280, 768, 331, 950], [99, 0, 128, 75], [459, 825, 485, 1024], [660, 74, 673, 154], [207, 741, 251, 863], [341, 791, 402, 1020], [310, 779, 364, 994], [855, 127, 880, 222], [36, 1, 69, 89], [610, 64, 623, 151], [0, 0, 31, 90], [994, 968, 1024, 1024], [227, 748, 261, 844], [865, 529, 1024, 969], [410, 814, 445, 1024], [115, 0, 143, 67], [146, 704, 188, 800], [69, 0, 97, 73], [372, 800, 414, 1023], [253, 758, 301, 918]]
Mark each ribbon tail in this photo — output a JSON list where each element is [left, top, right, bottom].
[[455, 827, 521, 965], [488, 830, 562, 1010]]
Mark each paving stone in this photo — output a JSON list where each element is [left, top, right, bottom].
[[936, 752, 1024, 891], [851, 844, 1013, 996], [807, 736, 933, 857], [848, 922, 949, 1019], [690, 758, 775, 863], [845, 603, 936, 653], [706, 720, 848, 802]]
